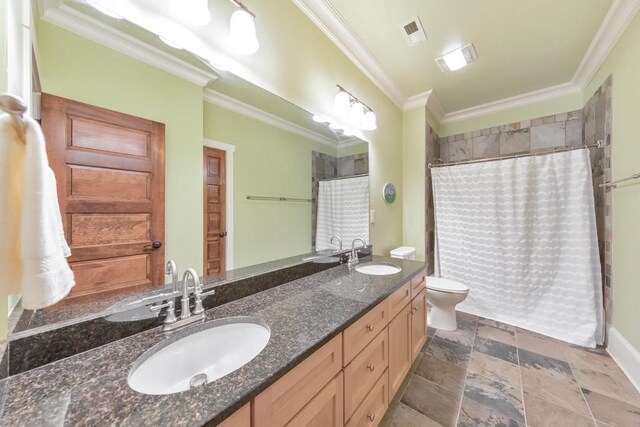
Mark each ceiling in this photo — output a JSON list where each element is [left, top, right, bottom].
[[324, 0, 613, 112]]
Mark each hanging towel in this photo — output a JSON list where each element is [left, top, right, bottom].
[[0, 113, 74, 309]]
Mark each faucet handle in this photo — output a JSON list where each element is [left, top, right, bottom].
[[150, 300, 177, 324], [193, 288, 216, 315]]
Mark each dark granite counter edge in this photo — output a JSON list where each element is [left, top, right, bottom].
[[208, 261, 426, 425]]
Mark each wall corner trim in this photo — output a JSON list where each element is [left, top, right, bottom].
[[39, 2, 218, 87], [607, 326, 640, 393]]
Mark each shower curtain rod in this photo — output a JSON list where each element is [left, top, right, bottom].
[[428, 140, 605, 169], [320, 173, 369, 181]]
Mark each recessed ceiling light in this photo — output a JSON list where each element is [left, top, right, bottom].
[[435, 43, 478, 72], [87, 0, 123, 20]]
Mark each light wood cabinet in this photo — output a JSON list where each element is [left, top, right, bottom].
[[410, 269, 427, 300], [253, 335, 342, 427], [388, 303, 412, 400], [411, 289, 427, 362], [387, 282, 410, 319], [343, 299, 389, 366], [286, 372, 344, 427], [219, 403, 251, 427], [344, 328, 389, 421], [345, 371, 389, 427]]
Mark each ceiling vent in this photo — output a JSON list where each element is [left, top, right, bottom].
[[435, 43, 478, 72], [400, 16, 427, 46]]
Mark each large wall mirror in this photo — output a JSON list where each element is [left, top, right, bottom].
[[10, 0, 370, 337]]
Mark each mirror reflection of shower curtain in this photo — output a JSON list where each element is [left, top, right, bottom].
[[315, 176, 369, 251], [432, 149, 604, 347]]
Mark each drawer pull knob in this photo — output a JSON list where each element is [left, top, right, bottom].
[[367, 413, 375, 422], [366, 323, 374, 331], [367, 363, 375, 372], [412, 307, 418, 313]]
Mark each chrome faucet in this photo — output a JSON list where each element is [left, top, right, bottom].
[[180, 268, 199, 320], [349, 238, 367, 268], [330, 235, 343, 252], [165, 259, 178, 292]]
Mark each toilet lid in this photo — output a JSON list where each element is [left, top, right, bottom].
[[427, 277, 469, 294]]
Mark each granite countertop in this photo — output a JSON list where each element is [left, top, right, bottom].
[[11, 249, 353, 338], [1, 256, 425, 426]]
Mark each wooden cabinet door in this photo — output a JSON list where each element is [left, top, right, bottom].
[[203, 147, 226, 275], [286, 372, 343, 427], [219, 403, 250, 427], [388, 303, 412, 400], [42, 94, 165, 300], [411, 289, 427, 361]]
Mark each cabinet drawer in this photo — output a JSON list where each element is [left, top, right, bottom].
[[219, 403, 250, 427], [387, 281, 410, 320], [345, 369, 389, 427], [285, 372, 343, 427], [343, 299, 389, 366], [254, 334, 343, 427], [344, 327, 389, 421], [410, 269, 426, 299]]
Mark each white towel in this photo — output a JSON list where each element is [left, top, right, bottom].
[[0, 113, 74, 309]]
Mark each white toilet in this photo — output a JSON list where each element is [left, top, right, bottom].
[[426, 277, 469, 331]]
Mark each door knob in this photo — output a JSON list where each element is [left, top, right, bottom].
[[144, 240, 162, 250], [218, 231, 227, 238]]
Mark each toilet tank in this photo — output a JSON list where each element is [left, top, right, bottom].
[[390, 246, 416, 260]]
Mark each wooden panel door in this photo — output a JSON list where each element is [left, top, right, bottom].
[[411, 289, 428, 361], [203, 147, 226, 275], [285, 372, 343, 427], [41, 94, 165, 300], [388, 303, 412, 400], [219, 403, 251, 427]]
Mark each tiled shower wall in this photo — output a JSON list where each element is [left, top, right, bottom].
[[311, 151, 369, 248], [425, 125, 439, 275], [431, 75, 613, 327]]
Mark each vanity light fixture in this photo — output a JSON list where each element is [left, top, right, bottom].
[[435, 43, 478, 72], [175, 0, 212, 26], [159, 36, 184, 50], [228, 0, 259, 55], [86, 0, 123, 20], [334, 85, 377, 131], [312, 114, 328, 123]]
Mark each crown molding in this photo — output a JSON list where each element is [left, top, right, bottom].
[[572, 0, 640, 88], [204, 89, 339, 147], [292, 0, 407, 109], [403, 90, 445, 124], [404, 90, 431, 112], [39, 2, 217, 87]]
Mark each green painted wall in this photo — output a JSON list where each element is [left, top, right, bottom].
[[1, 0, 8, 338], [402, 107, 427, 261], [337, 141, 369, 157], [203, 102, 337, 268], [438, 92, 583, 137], [37, 22, 205, 274], [584, 14, 640, 352]]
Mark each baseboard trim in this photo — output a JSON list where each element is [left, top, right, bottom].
[[607, 326, 640, 393]]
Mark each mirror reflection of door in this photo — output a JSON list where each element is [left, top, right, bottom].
[[41, 94, 166, 301], [203, 147, 226, 275]]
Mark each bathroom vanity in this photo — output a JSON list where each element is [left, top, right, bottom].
[[0, 257, 426, 426]]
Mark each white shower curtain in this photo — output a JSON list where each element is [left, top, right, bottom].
[[316, 176, 369, 251], [432, 149, 604, 347]]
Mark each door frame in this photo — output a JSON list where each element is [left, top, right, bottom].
[[204, 139, 235, 270]]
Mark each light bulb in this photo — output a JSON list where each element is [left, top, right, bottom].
[[159, 36, 183, 50], [175, 0, 211, 26], [87, 0, 123, 19], [334, 91, 351, 115], [329, 122, 341, 130], [343, 129, 357, 136], [361, 111, 377, 131], [349, 102, 365, 124], [229, 9, 259, 55], [313, 115, 328, 123]]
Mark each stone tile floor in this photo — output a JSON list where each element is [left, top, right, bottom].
[[380, 311, 640, 426]]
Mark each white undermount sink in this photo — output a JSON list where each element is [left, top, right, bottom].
[[355, 264, 402, 276], [128, 317, 270, 395]]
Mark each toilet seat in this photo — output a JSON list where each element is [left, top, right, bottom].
[[427, 277, 469, 294]]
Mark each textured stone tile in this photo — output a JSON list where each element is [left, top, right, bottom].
[[472, 130, 482, 137], [555, 112, 568, 122], [563, 346, 617, 374], [476, 324, 516, 346], [472, 134, 500, 160], [439, 142, 450, 162], [566, 118, 584, 147], [458, 396, 524, 427], [520, 119, 531, 129], [521, 367, 591, 417], [532, 117, 544, 127], [516, 328, 568, 361], [583, 388, 640, 426], [380, 401, 444, 427], [518, 348, 574, 381], [474, 337, 518, 365], [427, 336, 472, 368], [568, 110, 582, 120], [395, 355, 425, 403], [415, 353, 467, 394], [337, 157, 355, 176], [523, 391, 595, 427], [401, 375, 460, 426], [468, 350, 521, 390], [436, 326, 476, 347], [499, 129, 530, 155], [478, 318, 514, 332], [463, 372, 525, 424], [573, 366, 640, 407], [531, 122, 566, 150], [542, 114, 556, 124], [449, 139, 472, 162]]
